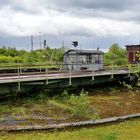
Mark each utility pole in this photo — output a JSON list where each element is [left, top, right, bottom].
[[62, 41, 64, 48], [31, 35, 33, 51], [39, 32, 42, 49]]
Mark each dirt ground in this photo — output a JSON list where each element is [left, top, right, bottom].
[[89, 90, 140, 118]]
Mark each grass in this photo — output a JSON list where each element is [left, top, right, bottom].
[[0, 90, 97, 123], [88, 96, 120, 101], [48, 90, 97, 119], [0, 88, 140, 139], [0, 88, 140, 122], [0, 119, 140, 140]]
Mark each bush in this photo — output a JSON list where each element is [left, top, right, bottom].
[[67, 90, 89, 116], [49, 90, 96, 119]]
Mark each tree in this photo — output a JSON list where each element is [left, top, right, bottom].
[[104, 43, 127, 65], [23, 51, 42, 63], [0, 46, 64, 64]]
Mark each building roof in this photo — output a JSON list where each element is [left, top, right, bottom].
[[64, 49, 104, 55], [125, 44, 140, 47]]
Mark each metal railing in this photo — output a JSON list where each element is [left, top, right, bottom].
[[0, 63, 140, 92]]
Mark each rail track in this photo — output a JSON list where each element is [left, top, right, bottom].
[[0, 113, 140, 131]]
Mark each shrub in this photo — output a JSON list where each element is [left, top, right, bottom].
[[67, 90, 89, 116], [49, 90, 96, 119]]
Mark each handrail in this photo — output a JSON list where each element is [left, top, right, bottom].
[[0, 63, 139, 73], [0, 63, 139, 92]]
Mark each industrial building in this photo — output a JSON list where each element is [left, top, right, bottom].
[[126, 45, 140, 63]]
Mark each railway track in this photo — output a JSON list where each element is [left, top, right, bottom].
[[0, 113, 140, 131]]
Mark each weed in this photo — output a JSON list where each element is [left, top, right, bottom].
[[48, 90, 97, 119], [67, 91, 89, 116], [122, 81, 133, 90]]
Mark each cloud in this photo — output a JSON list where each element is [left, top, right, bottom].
[[44, 0, 140, 24], [0, 0, 140, 42]]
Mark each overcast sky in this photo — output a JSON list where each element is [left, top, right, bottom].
[[0, 0, 140, 51]]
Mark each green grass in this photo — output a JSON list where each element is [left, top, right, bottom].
[[48, 90, 97, 119], [0, 90, 96, 121], [0, 89, 139, 122], [0, 119, 140, 140]]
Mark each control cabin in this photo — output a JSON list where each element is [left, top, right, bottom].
[[63, 49, 104, 71]]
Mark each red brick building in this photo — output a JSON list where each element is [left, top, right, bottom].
[[125, 45, 140, 63]]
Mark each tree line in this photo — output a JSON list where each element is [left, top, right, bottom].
[[0, 43, 127, 65], [0, 46, 65, 64]]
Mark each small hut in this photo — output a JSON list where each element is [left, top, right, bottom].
[[63, 49, 104, 71]]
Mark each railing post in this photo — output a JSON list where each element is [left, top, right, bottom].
[[17, 67, 20, 91], [138, 63, 140, 73], [46, 68, 48, 85], [128, 64, 131, 77], [20, 65, 22, 74], [111, 65, 113, 79], [92, 69, 94, 80], [69, 68, 72, 86]]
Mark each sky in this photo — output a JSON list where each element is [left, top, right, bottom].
[[0, 0, 140, 51]]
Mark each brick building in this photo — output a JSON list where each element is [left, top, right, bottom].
[[125, 45, 140, 63]]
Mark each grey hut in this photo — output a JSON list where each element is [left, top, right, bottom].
[[63, 49, 104, 71]]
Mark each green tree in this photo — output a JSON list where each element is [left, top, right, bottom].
[[0, 46, 64, 64], [104, 43, 127, 65], [23, 51, 42, 63]]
